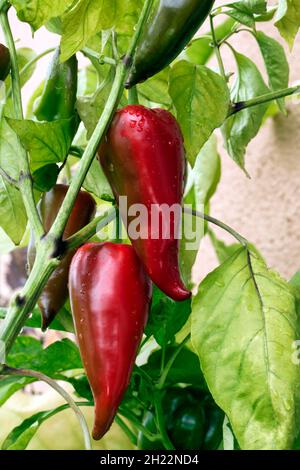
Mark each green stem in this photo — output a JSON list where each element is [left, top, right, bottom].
[[229, 86, 300, 115], [82, 47, 117, 66], [115, 415, 137, 446], [2, 366, 92, 450], [66, 208, 116, 250], [210, 14, 226, 80], [0, 243, 59, 352], [7, 47, 55, 97], [118, 407, 159, 442], [185, 206, 248, 247], [154, 391, 175, 450], [128, 86, 139, 105], [157, 334, 191, 390], [0, 8, 43, 240]]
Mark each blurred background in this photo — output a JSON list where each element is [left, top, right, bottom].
[[0, 0, 299, 449]]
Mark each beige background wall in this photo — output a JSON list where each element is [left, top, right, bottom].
[[194, 11, 300, 284]]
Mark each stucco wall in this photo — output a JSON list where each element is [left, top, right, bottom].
[[194, 17, 300, 284]]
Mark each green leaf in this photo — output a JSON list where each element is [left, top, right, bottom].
[[5, 48, 37, 90], [289, 270, 300, 328], [77, 70, 115, 138], [208, 229, 241, 264], [145, 287, 191, 346], [180, 134, 221, 286], [142, 346, 206, 387], [60, 0, 142, 61], [169, 61, 230, 165], [256, 31, 289, 113], [230, 0, 267, 14], [226, 9, 255, 27], [242, 0, 267, 13], [0, 117, 24, 180], [10, 0, 74, 30], [0, 337, 84, 408], [7, 336, 82, 376], [179, 18, 236, 66], [275, 0, 300, 49], [191, 247, 300, 449], [77, 65, 99, 96], [0, 376, 33, 407], [0, 178, 27, 244], [1, 404, 75, 450], [68, 375, 93, 401], [222, 52, 269, 171], [138, 68, 171, 107], [32, 164, 59, 192], [254, 6, 277, 21], [2, 414, 41, 450], [7, 117, 78, 171], [0, 228, 15, 254], [83, 158, 113, 201], [18, 48, 37, 86]]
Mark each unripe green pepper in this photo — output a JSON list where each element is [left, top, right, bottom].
[[138, 387, 223, 450], [34, 47, 78, 121], [126, 0, 215, 87]]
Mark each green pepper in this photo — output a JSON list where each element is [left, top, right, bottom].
[[34, 47, 78, 121], [138, 387, 222, 450], [126, 0, 215, 88], [203, 396, 224, 450]]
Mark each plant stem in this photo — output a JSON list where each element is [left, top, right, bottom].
[[118, 407, 159, 441], [154, 391, 175, 450], [82, 47, 117, 66], [7, 47, 55, 97], [210, 14, 226, 80], [128, 86, 139, 105], [0, 242, 59, 352], [66, 208, 116, 250], [229, 85, 300, 115], [0, 9, 43, 239], [2, 366, 92, 450], [115, 415, 137, 446], [157, 334, 191, 390], [184, 206, 248, 247]]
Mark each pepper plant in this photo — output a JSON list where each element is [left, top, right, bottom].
[[0, 0, 300, 451]]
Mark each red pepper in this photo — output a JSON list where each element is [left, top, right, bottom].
[[0, 44, 10, 81], [98, 105, 190, 301], [28, 184, 96, 330], [69, 242, 152, 440]]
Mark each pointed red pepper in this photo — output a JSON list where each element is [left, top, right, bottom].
[[69, 242, 152, 440], [98, 105, 191, 301]]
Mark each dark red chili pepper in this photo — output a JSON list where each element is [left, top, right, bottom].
[[0, 44, 10, 81], [98, 105, 190, 302], [28, 184, 96, 330], [69, 242, 152, 440]]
